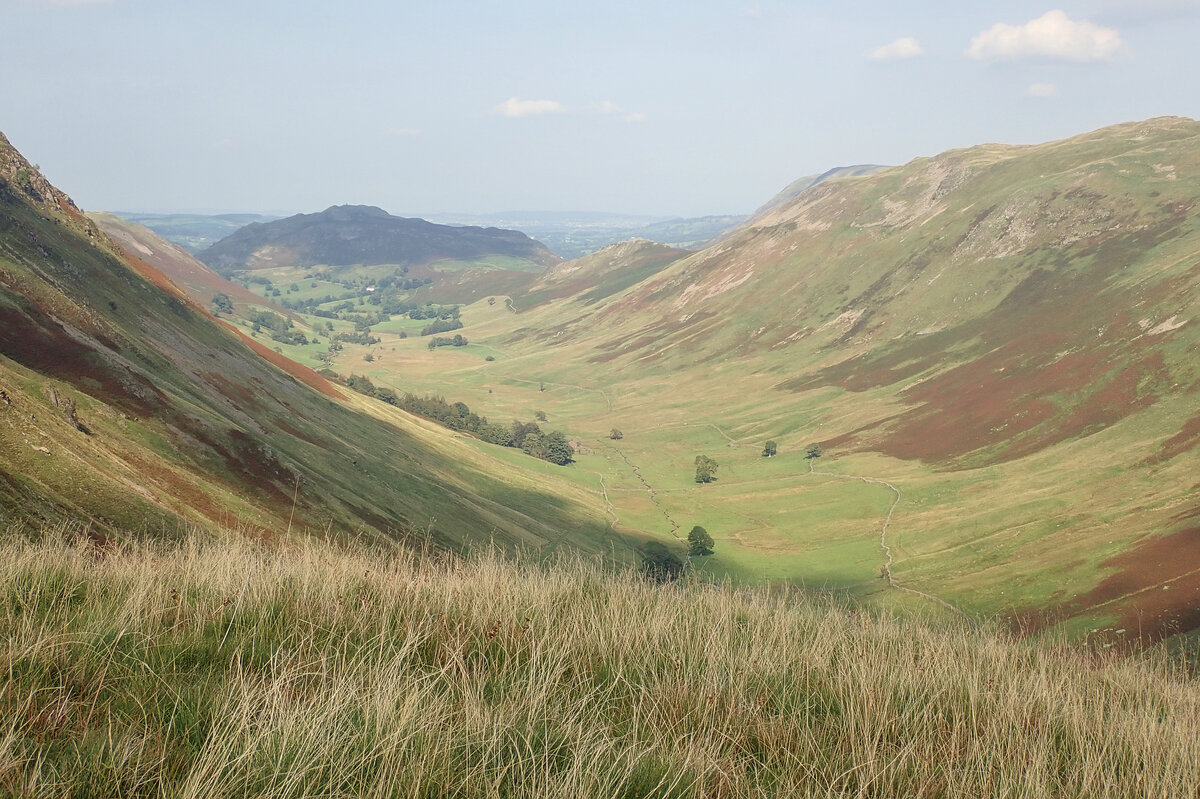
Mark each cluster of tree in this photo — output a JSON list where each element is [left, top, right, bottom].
[[376, 291, 435, 316], [762, 440, 777, 458], [639, 542, 685, 583], [694, 455, 719, 483], [280, 295, 347, 312], [420, 317, 464, 336], [408, 305, 460, 321], [334, 383, 574, 466], [343, 374, 379, 396], [249, 309, 308, 346], [372, 271, 429, 293], [511, 423, 575, 465], [639, 526, 715, 583], [427, 335, 468, 350], [332, 330, 381, 346], [210, 292, 234, 315]]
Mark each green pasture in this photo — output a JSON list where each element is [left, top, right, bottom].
[[281, 257, 1200, 638]]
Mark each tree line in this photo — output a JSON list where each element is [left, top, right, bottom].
[[336, 376, 574, 465]]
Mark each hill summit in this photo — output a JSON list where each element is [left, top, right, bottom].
[[197, 204, 560, 274]]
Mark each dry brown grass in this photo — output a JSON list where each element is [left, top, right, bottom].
[[2, 524, 1198, 797]]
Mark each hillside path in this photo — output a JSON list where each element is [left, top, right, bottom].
[[806, 459, 972, 622], [498, 375, 613, 413]]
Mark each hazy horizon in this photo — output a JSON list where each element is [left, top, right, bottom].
[[3, 1, 1198, 218]]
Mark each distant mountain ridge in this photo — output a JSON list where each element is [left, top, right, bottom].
[[197, 204, 560, 274], [749, 164, 890, 220], [424, 211, 747, 258]]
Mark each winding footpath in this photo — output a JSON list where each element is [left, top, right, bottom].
[[608, 445, 696, 564], [806, 460, 973, 622]]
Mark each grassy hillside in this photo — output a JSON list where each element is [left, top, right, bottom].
[[114, 212, 278, 254], [3, 526, 1197, 798], [88, 212, 278, 318], [320, 118, 1200, 643], [0, 131, 622, 559]]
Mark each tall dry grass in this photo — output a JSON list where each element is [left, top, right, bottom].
[[2, 524, 1197, 797]]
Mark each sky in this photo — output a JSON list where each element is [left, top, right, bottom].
[[2, 0, 1198, 218]]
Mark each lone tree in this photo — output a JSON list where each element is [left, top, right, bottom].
[[610, 428, 623, 440], [762, 440, 777, 457], [694, 455, 719, 484], [639, 541, 685, 583], [687, 525, 714, 556], [805, 443, 823, 460]]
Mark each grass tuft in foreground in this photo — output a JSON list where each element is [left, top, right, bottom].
[[2, 524, 1198, 797]]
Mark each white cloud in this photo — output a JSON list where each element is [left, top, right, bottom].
[[388, 127, 421, 137], [1027, 82, 1058, 97], [494, 97, 565, 118], [591, 101, 646, 122], [967, 10, 1123, 61], [870, 37, 925, 61]]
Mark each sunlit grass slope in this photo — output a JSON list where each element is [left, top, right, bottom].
[[4, 526, 1198, 798], [331, 118, 1200, 642]]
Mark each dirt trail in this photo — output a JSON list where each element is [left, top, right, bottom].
[[807, 459, 972, 622], [608, 444, 699, 567], [499, 376, 612, 413]]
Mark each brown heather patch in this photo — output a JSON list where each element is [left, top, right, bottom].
[[120, 452, 230, 527], [878, 347, 1164, 465], [222, 429, 294, 506], [202, 371, 263, 412], [272, 417, 324, 446], [1036, 524, 1200, 646], [0, 307, 167, 418], [1144, 411, 1200, 465], [782, 216, 1192, 466]]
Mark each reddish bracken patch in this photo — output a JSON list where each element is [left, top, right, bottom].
[[1065, 523, 1200, 644], [878, 348, 1164, 465], [1144, 412, 1200, 465], [0, 307, 167, 417], [120, 252, 193, 304]]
